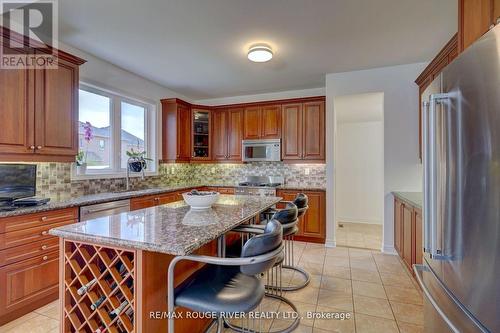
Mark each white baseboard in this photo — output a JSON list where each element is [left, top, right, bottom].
[[382, 244, 397, 255], [336, 217, 383, 225], [325, 239, 336, 248]]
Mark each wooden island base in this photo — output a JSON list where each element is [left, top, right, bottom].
[[60, 238, 217, 333]]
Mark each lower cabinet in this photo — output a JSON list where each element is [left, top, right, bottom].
[[0, 207, 78, 325], [130, 191, 188, 210], [276, 189, 326, 243], [394, 197, 423, 275]]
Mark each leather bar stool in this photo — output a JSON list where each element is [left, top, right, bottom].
[[167, 220, 284, 333], [261, 193, 310, 291], [229, 206, 300, 333]]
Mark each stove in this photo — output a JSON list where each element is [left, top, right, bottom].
[[235, 176, 283, 196]]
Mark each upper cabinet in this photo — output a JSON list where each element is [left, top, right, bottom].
[[459, 0, 500, 52], [282, 99, 325, 163], [243, 104, 281, 140], [0, 31, 85, 162], [161, 97, 324, 164], [191, 108, 211, 161], [161, 99, 191, 163], [415, 34, 458, 160]]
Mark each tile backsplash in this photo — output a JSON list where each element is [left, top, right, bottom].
[[35, 162, 326, 200]]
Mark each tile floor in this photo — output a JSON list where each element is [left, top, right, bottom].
[[335, 222, 383, 250], [0, 242, 423, 333]]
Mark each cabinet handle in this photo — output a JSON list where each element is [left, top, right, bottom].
[[41, 216, 48, 221], [41, 245, 48, 250], [41, 230, 48, 236], [29, 145, 35, 150], [154, 197, 160, 201], [37, 146, 42, 150], [42, 255, 48, 261]]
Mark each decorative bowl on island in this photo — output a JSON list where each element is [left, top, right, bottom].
[[182, 190, 220, 209]]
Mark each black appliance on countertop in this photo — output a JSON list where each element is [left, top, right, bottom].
[[0, 164, 49, 212]]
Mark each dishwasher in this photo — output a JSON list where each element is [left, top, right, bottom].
[[79, 199, 131, 221]]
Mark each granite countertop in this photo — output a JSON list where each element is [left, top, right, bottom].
[[0, 182, 324, 218], [393, 192, 422, 209], [49, 195, 281, 255], [277, 184, 326, 191]]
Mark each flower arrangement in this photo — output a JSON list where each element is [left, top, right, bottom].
[[76, 121, 94, 174]]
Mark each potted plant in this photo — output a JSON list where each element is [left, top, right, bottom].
[[76, 121, 94, 175], [126, 148, 152, 173]]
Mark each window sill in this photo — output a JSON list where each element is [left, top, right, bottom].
[[71, 165, 159, 181]]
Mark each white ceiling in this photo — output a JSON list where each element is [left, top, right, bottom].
[[58, 0, 457, 100], [335, 93, 384, 124]]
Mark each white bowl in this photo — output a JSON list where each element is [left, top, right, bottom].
[[182, 191, 220, 209]]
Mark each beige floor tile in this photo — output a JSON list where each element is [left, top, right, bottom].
[[325, 247, 349, 257], [299, 261, 324, 275], [302, 246, 327, 257], [324, 256, 350, 268], [349, 258, 378, 271], [379, 272, 415, 288], [350, 268, 381, 284], [352, 280, 387, 299], [348, 248, 373, 259], [3, 314, 59, 333], [317, 289, 354, 312], [353, 295, 394, 320], [320, 276, 352, 293], [376, 261, 407, 275], [0, 312, 39, 332], [398, 321, 424, 333], [313, 306, 355, 332], [390, 301, 424, 325], [284, 287, 320, 305], [34, 300, 60, 320], [384, 285, 423, 305], [300, 253, 326, 265], [323, 266, 351, 280], [355, 313, 399, 333], [288, 323, 314, 333], [279, 300, 317, 327]]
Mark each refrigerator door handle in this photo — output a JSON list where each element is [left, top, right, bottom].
[[428, 93, 453, 259], [422, 100, 431, 253]]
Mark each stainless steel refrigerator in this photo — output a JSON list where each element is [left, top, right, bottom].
[[416, 23, 500, 333]]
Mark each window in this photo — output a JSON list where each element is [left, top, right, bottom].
[[76, 84, 157, 178]]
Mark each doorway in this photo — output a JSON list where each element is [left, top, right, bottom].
[[334, 93, 384, 250]]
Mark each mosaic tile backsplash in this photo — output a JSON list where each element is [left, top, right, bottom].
[[34, 162, 326, 200]]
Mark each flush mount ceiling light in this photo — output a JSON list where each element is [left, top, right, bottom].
[[247, 45, 273, 62]]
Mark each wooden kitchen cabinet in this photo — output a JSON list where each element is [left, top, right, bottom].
[[191, 108, 212, 161], [34, 56, 80, 158], [243, 106, 262, 139], [459, 0, 498, 52], [282, 98, 325, 163], [415, 34, 458, 160], [276, 189, 326, 243], [243, 104, 281, 140], [161, 98, 192, 163], [130, 192, 180, 211], [394, 196, 423, 277], [211, 108, 243, 162], [0, 207, 78, 325], [402, 204, 413, 271], [0, 30, 85, 162]]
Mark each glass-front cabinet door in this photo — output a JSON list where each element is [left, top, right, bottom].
[[191, 109, 211, 160]]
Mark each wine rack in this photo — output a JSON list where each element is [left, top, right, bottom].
[[63, 240, 136, 333]]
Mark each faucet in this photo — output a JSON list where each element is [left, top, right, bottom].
[[126, 157, 145, 191]]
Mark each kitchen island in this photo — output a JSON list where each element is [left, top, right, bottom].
[[50, 195, 281, 333]]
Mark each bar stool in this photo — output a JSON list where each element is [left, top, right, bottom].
[[229, 206, 300, 333], [167, 220, 284, 333], [261, 193, 310, 291]]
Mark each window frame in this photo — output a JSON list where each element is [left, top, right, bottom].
[[72, 83, 158, 180]]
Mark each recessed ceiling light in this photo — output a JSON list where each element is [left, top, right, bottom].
[[247, 45, 273, 63]]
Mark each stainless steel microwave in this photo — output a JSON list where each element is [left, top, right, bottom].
[[242, 139, 281, 162]]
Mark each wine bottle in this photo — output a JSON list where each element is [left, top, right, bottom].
[[90, 295, 106, 310], [109, 300, 128, 319], [95, 325, 104, 333], [125, 307, 134, 323], [77, 278, 97, 295]]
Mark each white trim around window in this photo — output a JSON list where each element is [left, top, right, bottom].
[[72, 82, 159, 180]]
